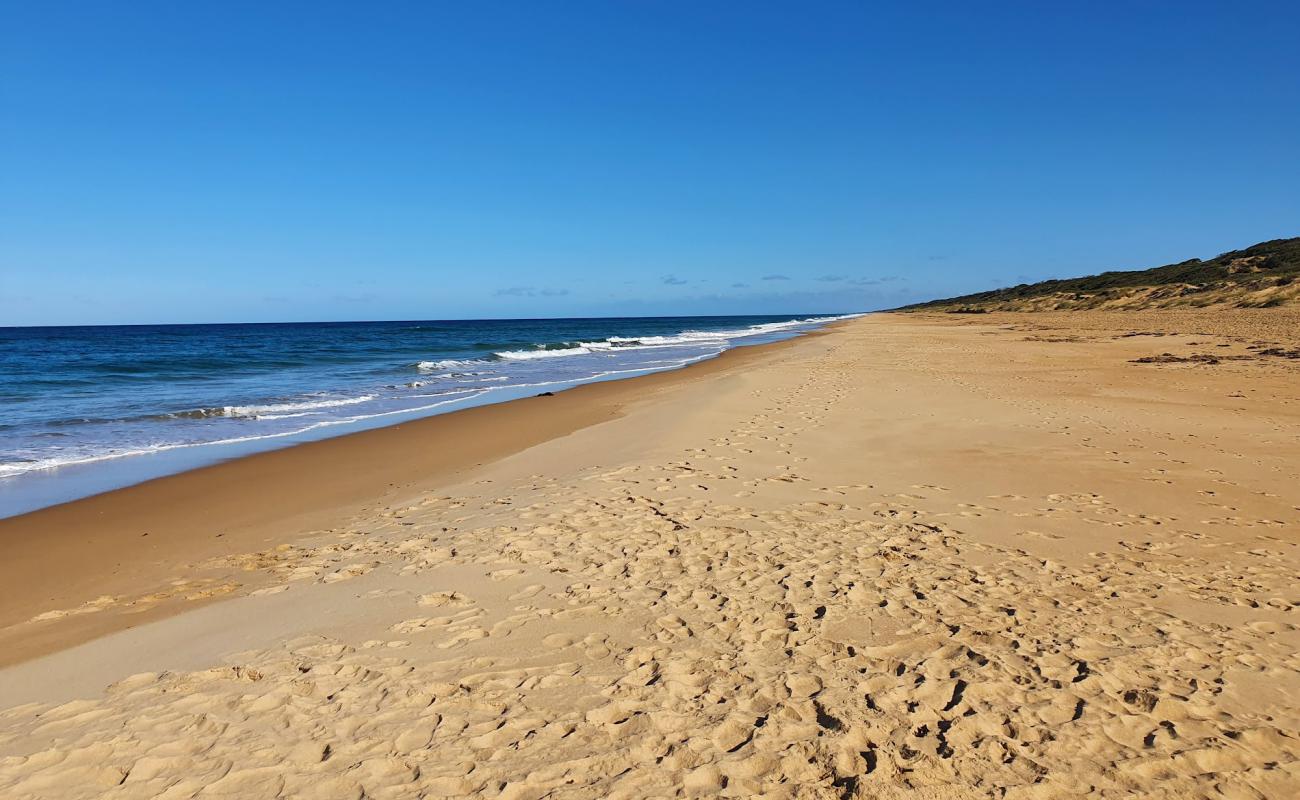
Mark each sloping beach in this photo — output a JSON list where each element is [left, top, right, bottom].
[[1, 311, 1297, 798]]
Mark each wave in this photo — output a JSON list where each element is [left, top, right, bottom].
[[600, 314, 859, 348], [533, 314, 862, 358], [223, 395, 377, 418], [416, 358, 490, 372], [494, 345, 595, 361], [170, 395, 377, 420], [0, 390, 492, 480], [430, 314, 862, 367]]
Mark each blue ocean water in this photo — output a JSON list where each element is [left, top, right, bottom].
[[0, 314, 854, 517]]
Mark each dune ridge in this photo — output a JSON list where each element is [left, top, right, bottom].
[[903, 237, 1300, 312]]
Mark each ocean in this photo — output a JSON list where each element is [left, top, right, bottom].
[[0, 313, 855, 517]]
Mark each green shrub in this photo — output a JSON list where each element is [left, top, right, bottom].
[[900, 237, 1300, 310]]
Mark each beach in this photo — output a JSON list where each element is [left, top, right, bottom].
[[1, 310, 1297, 797]]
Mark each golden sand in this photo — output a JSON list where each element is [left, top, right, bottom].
[[1, 311, 1297, 798]]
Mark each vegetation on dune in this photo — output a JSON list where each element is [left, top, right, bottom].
[[902, 237, 1300, 312]]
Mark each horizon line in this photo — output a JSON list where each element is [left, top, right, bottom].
[[0, 310, 869, 331]]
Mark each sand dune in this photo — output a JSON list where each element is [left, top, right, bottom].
[[1, 311, 1297, 798]]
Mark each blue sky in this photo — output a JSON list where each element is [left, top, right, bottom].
[[2, 1, 1297, 325]]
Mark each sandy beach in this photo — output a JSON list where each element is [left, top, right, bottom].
[[1, 311, 1297, 798]]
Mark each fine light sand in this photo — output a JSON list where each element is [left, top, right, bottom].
[[1, 311, 1297, 798]]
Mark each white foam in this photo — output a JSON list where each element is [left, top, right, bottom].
[[571, 314, 861, 352], [221, 395, 376, 418], [602, 314, 859, 348], [0, 390, 492, 479], [416, 358, 487, 372], [437, 314, 860, 368], [494, 346, 593, 361]]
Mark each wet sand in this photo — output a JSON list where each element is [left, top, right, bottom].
[[1, 311, 1297, 798]]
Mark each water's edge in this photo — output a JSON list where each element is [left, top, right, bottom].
[[0, 315, 857, 518]]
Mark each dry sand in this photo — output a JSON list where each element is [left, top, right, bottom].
[[1, 311, 1297, 798]]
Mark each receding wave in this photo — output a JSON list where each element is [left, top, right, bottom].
[[171, 395, 377, 420], [0, 390, 490, 480], [492, 314, 857, 360], [424, 315, 862, 367], [415, 358, 491, 372], [495, 345, 594, 360]]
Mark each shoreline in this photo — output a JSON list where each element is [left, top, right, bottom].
[[1, 315, 856, 521], [0, 323, 841, 666]]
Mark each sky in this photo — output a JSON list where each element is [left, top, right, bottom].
[[2, 1, 1298, 326]]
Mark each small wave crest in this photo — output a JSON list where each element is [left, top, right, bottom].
[[432, 315, 861, 367], [0, 389, 493, 480], [172, 395, 377, 420], [415, 358, 490, 372], [494, 345, 594, 361]]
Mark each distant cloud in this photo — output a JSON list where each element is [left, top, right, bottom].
[[662, 275, 688, 285], [731, 282, 750, 289], [848, 275, 904, 286], [816, 275, 845, 282], [494, 286, 569, 297], [927, 255, 949, 261], [761, 274, 790, 281]]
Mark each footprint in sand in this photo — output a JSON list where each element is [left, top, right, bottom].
[[437, 627, 489, 649], [508, 584, 546, 600]]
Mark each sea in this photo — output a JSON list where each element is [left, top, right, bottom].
[[0, 313, 857, 518]]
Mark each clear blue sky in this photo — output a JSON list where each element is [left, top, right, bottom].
[[2, 1, 1297, 325]]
